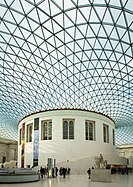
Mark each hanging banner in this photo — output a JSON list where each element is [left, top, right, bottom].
[[33, 118, 39, 166], [21, 123, 25, 168]]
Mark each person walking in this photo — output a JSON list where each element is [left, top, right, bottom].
[[87, 168, 91, 179], [40, 167, 44, 178]]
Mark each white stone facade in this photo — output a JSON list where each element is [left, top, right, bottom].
[[18, 109, 126, 169], [116, 144, 133, 168], [0, 138, 18, 164]]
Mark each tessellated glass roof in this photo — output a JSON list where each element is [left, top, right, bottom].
[[0, 0, 133, 142]]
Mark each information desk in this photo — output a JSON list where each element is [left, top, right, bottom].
[[0, 172, 40, 183]]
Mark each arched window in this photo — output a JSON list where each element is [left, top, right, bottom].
[[69, 121, 74, 139], [63, 119, 74, 139], [103, 124, 109, 143], [85, 120, 95, 141], [63, 121, 68, 139], [26, 124, 33, 142], [41, 120, 52, 140]]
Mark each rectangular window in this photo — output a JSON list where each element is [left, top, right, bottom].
[[19, 129, 22, 145], [41, 120, 52, 140], [103, 124, 109, 143], [113, 129, 115, 145], [85, 120, 95, 141], [63, 119, 74, 139], [26, 124, 33, 142]]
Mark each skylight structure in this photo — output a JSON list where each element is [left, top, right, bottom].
[[0, 0, 133, 142]]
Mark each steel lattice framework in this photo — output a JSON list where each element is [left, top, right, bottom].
[[0, 0, 133, 143]]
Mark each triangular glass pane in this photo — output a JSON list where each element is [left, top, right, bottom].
[[75, 27, 84, 39], [114, 52, 122, 61], [89, 8, 99, 22], [122, 32, 130, 44], [109, 53, 117, 61], [5, 21, 16, 33], [80, 6, 91, 21], [117, 27, 127, 40], [54, 13, 64, 28], [125, 47, 132, 58], [53, 0, 63, 9], [110, 8, 121, 22], [91, 51, 98, 60], [95, 6, 107, 21], [56, 30, 65, 43], [27, 34, 36, 45], [7, 53, 16, 62], [78, 24, 88, 36], [85, 49, 92, 58], [50, 0, 61, 16], [117, 12, 126, 26], [88, 38, 95, 48], [42, 26, 52, 39], [94, 39, 101, 49], [125, 56, 132, 64], [37, 9, 49, 24], [27, 18, 39, 32], [47, 42, 55, 53], [55, 36, 64, 47], [82, 53, 90, 61], [100, 51, 107, 60], [0, 21, 8, 33], [92, 24, 101, 36], [66, 27, 75, 39], [65, 32, 73, 43], [11, 0, 24, 13], [98, 25, 107, 37], [110, 28, 119, 40], [86, 26, 95, 37], [19, 18, 30, 32], [64, 0, 75, 9], [111, 40, 119, 49], [0, 5, 8, 18], [37, 0, 50, 15], [124, 0, 133, 10], [115, 43, 123, 54], [76, 39, 84, 50], [65, 9, 76, 26], [0, 32, 10, 42], [103, 8, 113, 23], [77, 10, 86, 24], [34, 49, 42, 59], [10, 37, 17, 46], [52, 19, 62, 33]]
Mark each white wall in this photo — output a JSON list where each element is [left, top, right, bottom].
[[116, 144, 133, 168], [0, 140, 17, 164], [18, 109, 119, 168]]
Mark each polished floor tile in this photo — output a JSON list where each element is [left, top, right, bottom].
[[0, 173, 132, 187]]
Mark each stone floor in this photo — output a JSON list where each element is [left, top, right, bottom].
[[0, 173, 132, 187]]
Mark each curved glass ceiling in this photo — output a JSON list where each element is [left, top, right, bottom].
[[0, 0, 133, 140]]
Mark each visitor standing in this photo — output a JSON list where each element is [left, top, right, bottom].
[[87, 168, 91, 179]]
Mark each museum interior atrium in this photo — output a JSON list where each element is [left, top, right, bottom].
[[0, 0, 133, 144]]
